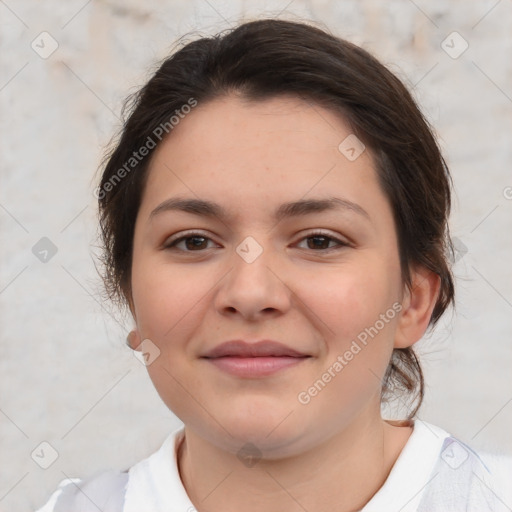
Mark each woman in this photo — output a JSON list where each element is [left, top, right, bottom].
[[37, 18, 512, 512]]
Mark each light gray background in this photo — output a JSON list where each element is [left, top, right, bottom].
[[1, 1, 511, 511]]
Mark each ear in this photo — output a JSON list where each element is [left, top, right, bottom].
[[124, 290, 141, 351], [394, 266, 441, 349], [126, 329, 142, 351]]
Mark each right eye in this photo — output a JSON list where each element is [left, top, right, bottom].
[[163, 231, 220, 252]]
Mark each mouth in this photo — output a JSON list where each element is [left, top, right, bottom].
[[201, 340, 311, 378]]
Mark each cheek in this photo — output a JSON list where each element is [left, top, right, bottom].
[[131, 252, 226, 359], [294, 267, 399, 419], [131, 250, 196, 339], [130, 254, 208, 417], [294, 260, 398, 342], [295, 257, 401, 402]]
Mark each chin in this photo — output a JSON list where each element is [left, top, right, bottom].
[[216, 401, 307, 452]]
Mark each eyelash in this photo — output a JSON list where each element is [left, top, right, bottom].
[[163, 230, 350, 253]]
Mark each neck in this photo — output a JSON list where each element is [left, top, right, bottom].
[[177, 411, 413, 512]]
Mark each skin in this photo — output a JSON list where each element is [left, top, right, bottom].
[[128, 94, 440, 512]]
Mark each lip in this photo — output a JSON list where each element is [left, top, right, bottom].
[[202, 340, 308, 358], [201, 340, 310, 378]]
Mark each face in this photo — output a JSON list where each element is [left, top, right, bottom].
[[130, 95, 406, 458]]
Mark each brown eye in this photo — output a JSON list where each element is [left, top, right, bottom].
[[164, 232, 217, 251], [307, 235, 332, 250], [296, 232, 349, 251], [182, 236, 209, 250]]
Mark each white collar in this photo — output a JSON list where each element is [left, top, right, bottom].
[[124, 420, 451, 512], [362, 420, 450, 511]]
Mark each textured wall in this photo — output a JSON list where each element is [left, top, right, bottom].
[[1, 1, 511, 510]]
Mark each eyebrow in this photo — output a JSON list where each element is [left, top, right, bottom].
[[149, 196, 370, 222]]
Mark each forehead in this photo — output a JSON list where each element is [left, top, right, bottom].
[[159, 94, 355, 162], [138, 94, 388, 224]]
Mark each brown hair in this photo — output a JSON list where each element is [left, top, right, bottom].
[[98, 18, 455, 417]]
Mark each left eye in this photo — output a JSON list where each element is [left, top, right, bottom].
[[296, 232, 348, 251]]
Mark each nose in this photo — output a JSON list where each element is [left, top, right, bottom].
[[213, 240, 292, 321]]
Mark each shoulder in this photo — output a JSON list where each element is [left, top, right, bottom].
[[35, 470, 129, 512], [417, 425, 512, 511], [34, 427, 185, 512], [476, 451, 512, 495], [365, 420, 512, 512]]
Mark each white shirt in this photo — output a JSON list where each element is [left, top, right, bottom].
[[36, 420, 512, 511]]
